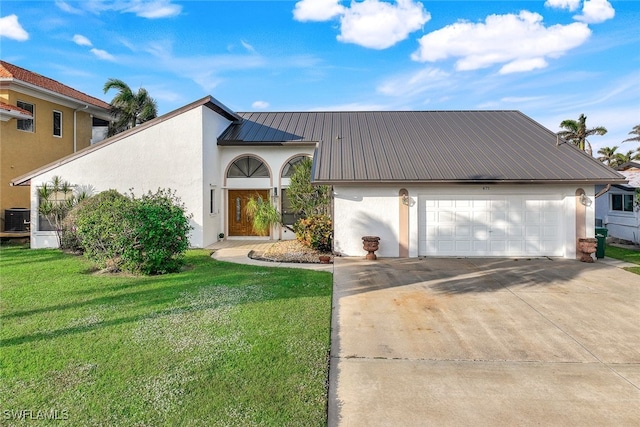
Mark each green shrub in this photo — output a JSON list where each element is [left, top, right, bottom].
[[294, 214, 332, 252], [121, 189, 192, 275], [72, 189, 192, 275], [72, 190, 133, 271]]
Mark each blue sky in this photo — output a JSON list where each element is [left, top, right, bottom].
[[1, 0, 638, 154]]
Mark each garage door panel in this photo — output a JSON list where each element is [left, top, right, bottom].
[[419, 195, 564, 257]]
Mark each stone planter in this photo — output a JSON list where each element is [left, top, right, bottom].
[[362, 236, 380, 260], [577, 237, 597, 263]]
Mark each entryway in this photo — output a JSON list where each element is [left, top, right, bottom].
[[227, 189, 269, 236]]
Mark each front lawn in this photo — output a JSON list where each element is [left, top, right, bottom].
[[605, 244, 640, 275], [0, 245, 332, 426]]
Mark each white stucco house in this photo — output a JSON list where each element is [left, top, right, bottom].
[[11, 95, 626, 258], [595, 162, 640, 243]]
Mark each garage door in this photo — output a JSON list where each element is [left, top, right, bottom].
[[418, 195, 564, 257]]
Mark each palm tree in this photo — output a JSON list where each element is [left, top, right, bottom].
[[557, 114, 607, 156], [612, 149, 640, 168], [597, 146, 619, 167], [622, 124, 640, 143], [103, 78, 158, 136]]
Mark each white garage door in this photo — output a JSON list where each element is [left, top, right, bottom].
[[418, 195, 564, 257]]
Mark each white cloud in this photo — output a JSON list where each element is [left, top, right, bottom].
[[293, 0, 345, 21], [293, 0, 430, 49], [252, 101, 270, 109], [90, 48, 115, 61], [378, 67, 450, 97], [56, 0, 181, 19], [499, 58, 548, 74], [411, 11, 591, 74], [0, 15, 29, 41], [338, 0, 431, 49], [123, 0, 182, 19], [574, 0, 615, 24], [544, 0, 581, 11], [73, 34, 92, 47], [55, 1, 84, 14], [241, 40, 256, 53]]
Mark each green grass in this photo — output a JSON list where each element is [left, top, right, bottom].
[[605, 244, 640, 275], [0, 245, 333, 426]]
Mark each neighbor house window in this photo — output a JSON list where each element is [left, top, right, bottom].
[[53, 110, 62, 137], [611, 194, 634, 212], [17, 100, 34, 132]]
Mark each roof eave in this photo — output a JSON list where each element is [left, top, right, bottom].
[[312, 178, 629, 186], [217, 140, 318, 146], [4, 78, 110, 111]]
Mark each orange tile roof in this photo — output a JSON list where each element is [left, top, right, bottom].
[[0, 101, 33, 116], [0, 61, 110, 110]]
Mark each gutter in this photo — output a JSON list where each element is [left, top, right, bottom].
[[595, 184, 611, 198]]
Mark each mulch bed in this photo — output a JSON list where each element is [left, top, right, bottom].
[[249, 240, 333, 264]]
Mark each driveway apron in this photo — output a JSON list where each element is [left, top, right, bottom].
[[328, 257, 640, 426]]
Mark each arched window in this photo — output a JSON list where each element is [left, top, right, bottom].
[[281, 155, 309, 178], [227, 156, 269, 178]]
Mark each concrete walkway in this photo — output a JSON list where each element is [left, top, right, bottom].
[[207, 240, 334, 271], [329, 257, 640, 426]]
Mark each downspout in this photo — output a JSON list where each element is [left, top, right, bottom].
[[73, 105, 89, 153]]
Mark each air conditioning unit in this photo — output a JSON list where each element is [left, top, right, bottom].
[[4, 208, 30, 232]]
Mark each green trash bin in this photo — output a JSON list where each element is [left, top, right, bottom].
[[595, 227, 608, 259]]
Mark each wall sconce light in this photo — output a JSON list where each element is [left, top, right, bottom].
[[273, 187, 278, 197], [402, 194, 410, 206], [580, 193, 592, 206]]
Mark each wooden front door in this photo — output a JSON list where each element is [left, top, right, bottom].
[[228, 190, 270, 236]]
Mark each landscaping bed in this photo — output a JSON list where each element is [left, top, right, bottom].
[[249, 240, 333, 263]]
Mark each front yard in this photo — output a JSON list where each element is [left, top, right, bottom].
[[605, 244, 640, 275], [0, 245, 332, 426]]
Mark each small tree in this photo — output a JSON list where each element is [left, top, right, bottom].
[[246, 196, 281, 235], [286, 157, 331, 216], [38, 176, 91, 248]]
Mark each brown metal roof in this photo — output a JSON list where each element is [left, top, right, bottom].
[[1, 61, 110, 110], [219, 111, 626, 184]]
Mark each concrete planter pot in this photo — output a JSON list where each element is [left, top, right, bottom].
[[578, 237, 597, 263], [362, 236, 380, 260]]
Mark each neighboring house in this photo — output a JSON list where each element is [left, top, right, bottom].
[[0, 61, 111, 232], [11, 96, 625, 259], [595, 162, 640, 243]]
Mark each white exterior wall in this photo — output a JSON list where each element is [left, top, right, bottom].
[[333, 184, 595, 259], [201, 108, 236, 247], [30, 106, 233, 248], [220, 145, 315, 240]]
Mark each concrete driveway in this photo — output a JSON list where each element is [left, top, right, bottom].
[[329, 257, 640, 426]]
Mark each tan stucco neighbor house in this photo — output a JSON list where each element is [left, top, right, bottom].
[[11, 95, 626, 259], [1, 61, 111, 232]]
